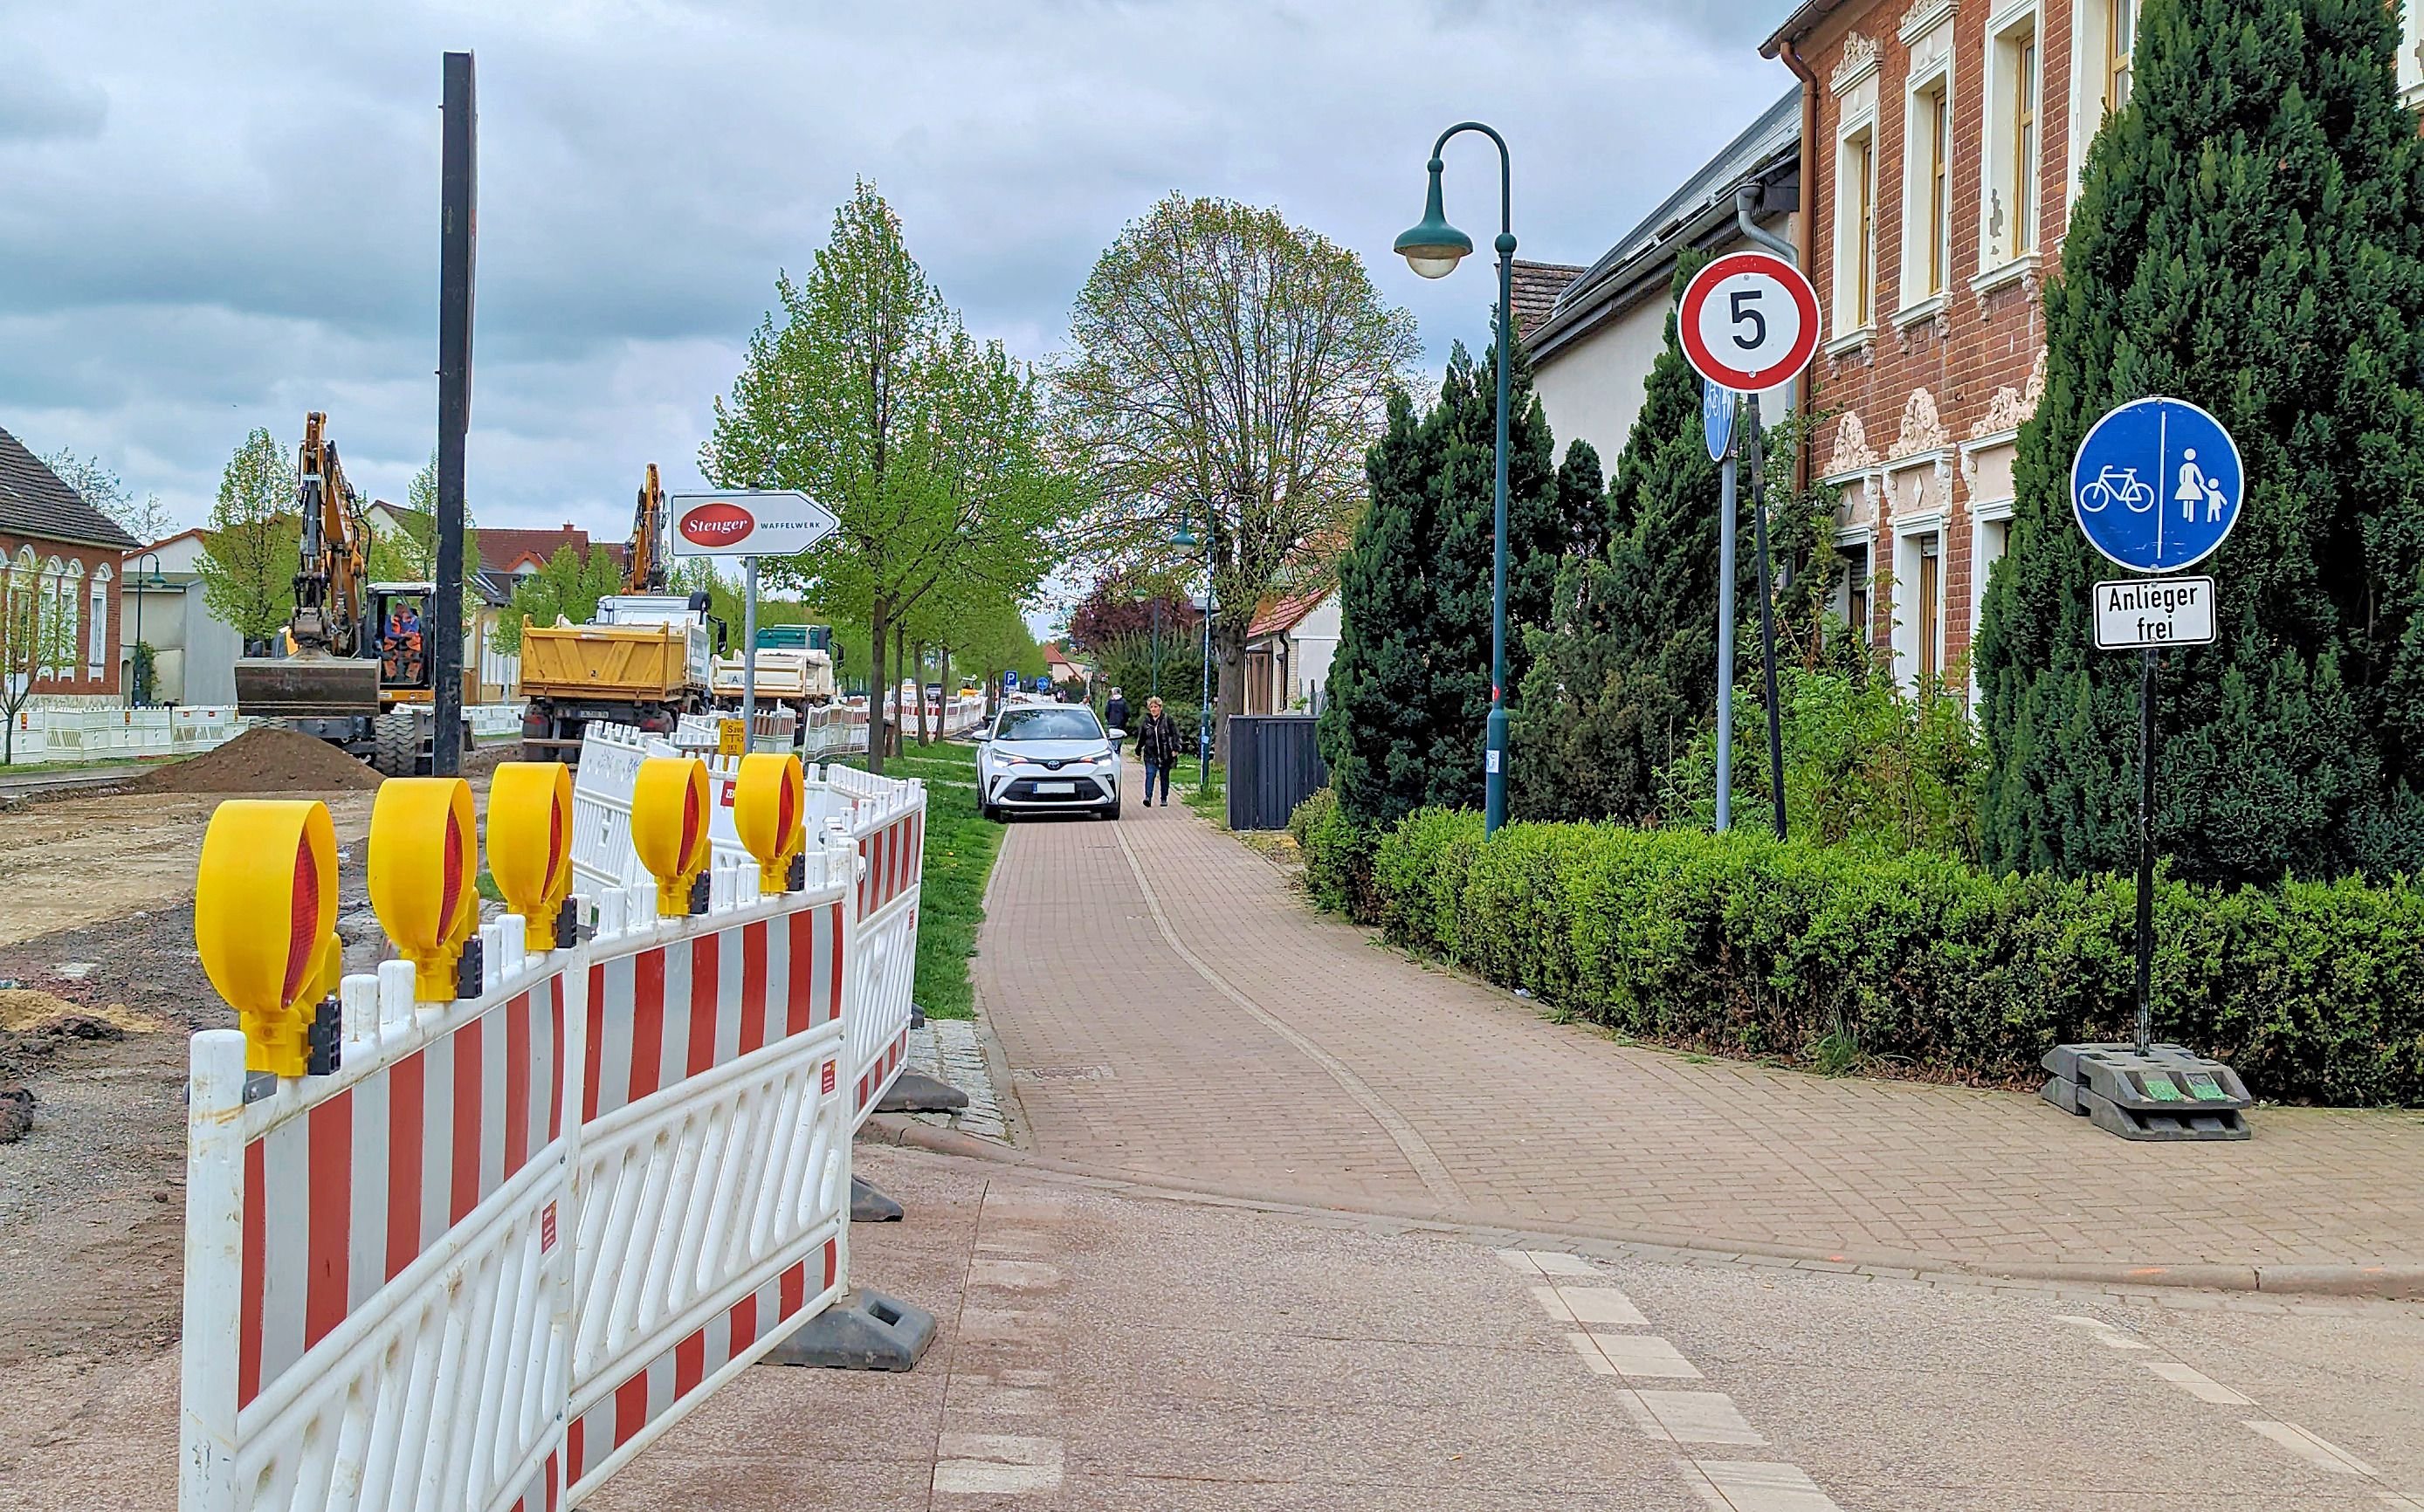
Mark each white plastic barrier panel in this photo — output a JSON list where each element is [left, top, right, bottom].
[[181, 932, 576, 1512], [842, 784, 924, 1124], [182, 770, 859, 1512], [561, 842, 855, 1500]]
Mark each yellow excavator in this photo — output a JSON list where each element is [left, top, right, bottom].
[[233, 413, 464, 776]]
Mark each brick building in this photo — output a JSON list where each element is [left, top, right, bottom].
[[0, 423, 138, 705], [1763, 0, 2424, 698]]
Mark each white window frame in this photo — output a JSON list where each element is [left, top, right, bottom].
[[1898, 8, 1958, 314], [62, 560, 85, 682], [2400, 0, 2424, 107], [1978, 3, 2046, 277], [89, 561, 112, 679], [1827, 47, 1883, 350], [2069, 0, 2141, 195]]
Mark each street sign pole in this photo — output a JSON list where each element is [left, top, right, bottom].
[[2039, 395, 2254, 1140], [1716, 440, 1737, 833], [1745, 398, 1787, 840], [740, 555, 759, 753], [430, 50, 476, 778], [2134, 647, 2158, 1055]]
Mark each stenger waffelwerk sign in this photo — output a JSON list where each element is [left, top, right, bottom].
[[669, 490, 841, 558]]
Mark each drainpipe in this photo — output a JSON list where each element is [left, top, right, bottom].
[[1780, 37, 1821, 494]]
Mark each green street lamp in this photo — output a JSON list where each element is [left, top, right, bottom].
[[1174, 509, 1212, 791], [1398, 121, 1516, 835]]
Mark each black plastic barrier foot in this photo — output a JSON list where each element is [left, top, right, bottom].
[[850, 1175, 904, 1223], [761, 1287, 935, 1371], [878, 1071, 968, 1114]]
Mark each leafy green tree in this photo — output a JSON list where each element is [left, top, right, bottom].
[[39, 449, 173, 543], [1975, 0, 2424, 884], [706, 180, 1066, 770], [498, 546, 627, 652], [197, 428, 299, 644], [1052, 193, 1420, 731]]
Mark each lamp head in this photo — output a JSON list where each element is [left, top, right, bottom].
[[1394, 159, 1472, 279]]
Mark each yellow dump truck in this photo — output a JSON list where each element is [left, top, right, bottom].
[[515, 594, 719, 762]]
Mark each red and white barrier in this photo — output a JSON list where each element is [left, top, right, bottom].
[[182, 825, 863, 1512], [182, 920, 575, 1512]]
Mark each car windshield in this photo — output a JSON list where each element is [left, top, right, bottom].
[[995, 708, 1104, 744]]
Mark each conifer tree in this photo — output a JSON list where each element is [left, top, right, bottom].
[[1424, 331, 1565, 810], [1975, 0, 2424, 883], [1320, 387, 1443, 826]]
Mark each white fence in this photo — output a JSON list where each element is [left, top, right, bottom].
[[10, 704, 245, 764], [182, 785, 864, 1512], [571, 723, 925, 1122]]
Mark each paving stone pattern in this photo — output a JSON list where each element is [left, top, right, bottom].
[[974, 804, 2424, 1276], [906, 1019, 1011, 1143]]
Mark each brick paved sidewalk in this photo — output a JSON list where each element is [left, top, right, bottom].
[[974, 801, 2424, 1287]]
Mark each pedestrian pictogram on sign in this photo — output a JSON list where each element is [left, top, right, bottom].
[[1677, 252, 1821, 393], [2071, 397, 2243, 574], [1702, 379, 1735, 462]]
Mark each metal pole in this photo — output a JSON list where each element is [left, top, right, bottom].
[[130, 564, 147, 709], [1485, 227, 1514, 835], [1151, 601, 1160, 698], [1198, 561, 1213, 790], [2135, 647, 2158, 1054], [430, 50, 476, 779], [1746, 397, 1787, 839], [740, 556, 759, 753], [1716, 451, 1737, 832]]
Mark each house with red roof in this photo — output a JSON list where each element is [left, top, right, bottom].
[[1242, 581, 1340, 715], [1, 423, 139, 707]]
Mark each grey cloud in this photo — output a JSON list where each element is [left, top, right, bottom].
[[0, 0, 1794, 537], [0, 49, 107, 141]]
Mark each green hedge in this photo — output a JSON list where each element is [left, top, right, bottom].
[[1291, 793, 2424, 1106]]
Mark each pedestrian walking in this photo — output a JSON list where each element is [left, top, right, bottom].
[[1104, 686, 1131, 751], [1133, 695, 1181, 807]]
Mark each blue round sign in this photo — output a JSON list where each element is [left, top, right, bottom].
[[1702, 380, 1735, 462], [2070, 396, 2243, 574]]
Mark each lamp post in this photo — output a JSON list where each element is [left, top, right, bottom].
[[1174, 509, 1212, 791], [127, 551, 165, 707], [1398, 120, 1515, 835]]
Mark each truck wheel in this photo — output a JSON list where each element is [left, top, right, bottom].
[[370, 709, 418, 778]]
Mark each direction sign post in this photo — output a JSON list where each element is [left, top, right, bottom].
[[2036, 397, 2255, 1142], [1705, 381, 1739, 832], [669, 489, 839, 754], [1678, 251, 1818, 841]]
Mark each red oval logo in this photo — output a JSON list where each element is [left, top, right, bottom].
[[679, 501, 754, 546]]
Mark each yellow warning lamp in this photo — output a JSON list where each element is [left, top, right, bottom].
[[487, 761, 575, 950], [631, 756, 712, 917], [195, 800, 341, 1077], [731, 753, 807, 893], [368, 777, 479, 1000]]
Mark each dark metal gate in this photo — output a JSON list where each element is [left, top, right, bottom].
[[1224, 714, 1327, 831]]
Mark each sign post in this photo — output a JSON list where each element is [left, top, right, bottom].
[[1677, 251, 1819, 841], [1704, 381, 1738, 833], [430, 51, 476, 777], [2042, 396, 2255, 1140], [670, 490, 839, 757]]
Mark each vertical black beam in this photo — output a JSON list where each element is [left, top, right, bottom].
[[1746, 397, 1787, 839], [431, 51, 477, 776], [2135, 647, 2158, 1054]]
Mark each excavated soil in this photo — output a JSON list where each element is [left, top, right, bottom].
[[127, 725, 382, 794]]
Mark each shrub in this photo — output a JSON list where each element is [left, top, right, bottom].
[[1349, 813, 2424, 1107], [1290, 787, 1383, 922]]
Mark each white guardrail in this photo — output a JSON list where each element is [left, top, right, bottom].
[[8, 703, 529, 764], [571, 723, 924, 1125], [181, 751, 901, 1512]]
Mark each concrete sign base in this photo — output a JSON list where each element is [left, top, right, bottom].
[[2041, 1042, 2252, 1141]]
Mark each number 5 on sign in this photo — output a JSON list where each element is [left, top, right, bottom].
[[1677, 251, 1822, 394]]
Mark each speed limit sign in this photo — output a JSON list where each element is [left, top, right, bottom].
[[1677, 251, 1821, 393]]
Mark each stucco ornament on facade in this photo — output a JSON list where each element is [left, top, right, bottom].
[[1830, 410, 1880, 475], [1898, 0, 1957, 41], [1970, 351, 2049, 440], [1829, 31, 1882, 92], [1894, 388, 1950, 457]]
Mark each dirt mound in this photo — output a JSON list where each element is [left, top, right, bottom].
[[132, 725, 382, 794]]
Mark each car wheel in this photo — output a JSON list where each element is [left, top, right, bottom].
[[1099, 796, 1122, 821], [981, 802, 1002, 822]]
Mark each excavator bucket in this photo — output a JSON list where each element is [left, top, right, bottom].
[[235, 655, 382, 718]]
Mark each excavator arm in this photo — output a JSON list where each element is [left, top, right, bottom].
[[234, 412, 382, 717], [625, 463, 668, 594]]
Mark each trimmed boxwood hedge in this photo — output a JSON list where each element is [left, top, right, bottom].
[[1292, 794, 2424, 1107]]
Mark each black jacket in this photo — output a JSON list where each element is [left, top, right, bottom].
[[1104, 696, 1131, 732], [1134, 711, 1182, 764]]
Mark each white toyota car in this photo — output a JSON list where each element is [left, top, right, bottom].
[[975, 704, 1124, 821]]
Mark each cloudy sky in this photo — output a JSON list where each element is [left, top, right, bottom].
[[2, 0, 1790, 550]]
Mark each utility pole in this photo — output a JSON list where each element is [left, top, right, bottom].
[[430, 51, 476, 777]]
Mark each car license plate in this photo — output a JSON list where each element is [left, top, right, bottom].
[[1035, 780, 1076, 794]]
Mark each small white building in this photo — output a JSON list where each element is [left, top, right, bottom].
[[1243, 586, 1340, 715], [1526, 90, 1804, 466], [121, 528, 244, 706]]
